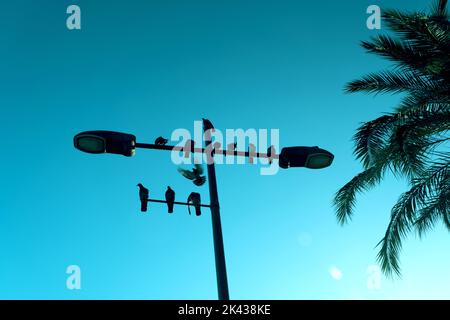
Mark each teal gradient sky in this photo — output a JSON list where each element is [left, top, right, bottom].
[[1, 0, 449, 299]]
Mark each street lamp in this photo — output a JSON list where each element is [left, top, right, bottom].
[[279, 146, 334, 169], [74, 130, 136, 157], [73, 120, 334, 300]]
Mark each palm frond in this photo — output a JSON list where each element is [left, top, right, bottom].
[[377, 195, 413, 277], [345, 70, 439, 95], [377, 157, 450, 276], [334, 166, 385, 224], [387, 126, 429, 178], [338, 0, 449, 277], [415, 190, 450, 237], [414, 196, 442, 238], [383, 9, 445, 46], [361, 35, 427, 69], [396, 95, 450, 114], [385, 109, 450, 177], [353, 115, 395, 168], [431, 0, 448, 18]]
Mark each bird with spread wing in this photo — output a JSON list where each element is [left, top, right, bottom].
[[177, 164, 206, 186]]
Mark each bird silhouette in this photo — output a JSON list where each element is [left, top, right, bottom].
[[165, 186, 175, 213], [154, 136, 168, 145], [177, 164, 206, 186], [202, 118, 214, 131], [267, 145, 275, 164], [137, 183, 149, 212], [187, 192, 202, 216]]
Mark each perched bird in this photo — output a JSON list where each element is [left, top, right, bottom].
[[267, 145, 275, 164], [137, 183, 149, 212], [187, 192, 202, 216], [154, 136, 168, 145], [202, 118, 214, 131], [165, 186, 175, 214], [178, 164, 207, 186]]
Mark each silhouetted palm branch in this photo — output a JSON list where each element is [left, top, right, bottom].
[[377, 155, 449, 276], [334, 0, 449, 276]]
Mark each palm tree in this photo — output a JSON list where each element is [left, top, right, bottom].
[[334, 0, 449, 277]]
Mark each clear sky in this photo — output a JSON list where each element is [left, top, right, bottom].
[[1, 0, 449, 299]]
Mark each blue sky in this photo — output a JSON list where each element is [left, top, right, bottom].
[[1, 0, 449, 299]]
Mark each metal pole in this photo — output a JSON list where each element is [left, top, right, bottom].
[[135, 142, 278, 160], [203, 119, 230, 300], [147, 198, 211, 208]]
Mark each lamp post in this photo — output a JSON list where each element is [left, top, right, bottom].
[[203, 120, 229, 300], [73, 119, 334, 300]]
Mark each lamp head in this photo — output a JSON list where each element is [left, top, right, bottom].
[[74, 130, 136, 157], [279, 146, 334, 169]]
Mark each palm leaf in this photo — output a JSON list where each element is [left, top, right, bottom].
[[334, 165, 385, 224], [345, 70, 439, 95], [337, 0, 449, 277], [377, 157, 449, 276], [431, 0, 449, 18]]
